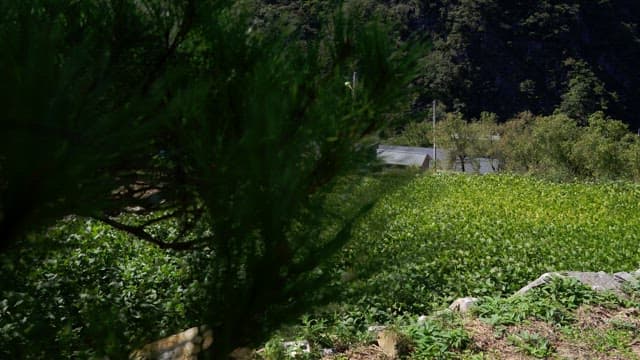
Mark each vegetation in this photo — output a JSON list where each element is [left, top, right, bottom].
[[392, 110, 640, 181], [3, 0, 640, 358], [340, 173, 640, 315], [3, 169, 640, 357], [0, 0, 420, 357], [261, 173, 640, 359], [0, 218, 205, 358], [257, 0, 640, 127]]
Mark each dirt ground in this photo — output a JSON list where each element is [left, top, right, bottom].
[[322, 305, 640, 359]]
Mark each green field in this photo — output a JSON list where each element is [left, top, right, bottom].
[[339, 172, 640, 317]]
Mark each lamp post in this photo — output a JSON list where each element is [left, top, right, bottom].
[[352, 71, 357, 98]]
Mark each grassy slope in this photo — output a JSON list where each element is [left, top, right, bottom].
[[284, 172, 640, 359], [341, 173, 640, 315], [319, 278, 640, 359]]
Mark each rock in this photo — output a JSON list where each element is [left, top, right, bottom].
[[376, 330, 412, 359], [614, 271, 635, 283], [566, 271, 624, 293], [201, 327, 213, 351], [515, 272, 557, 295], [515, 270, 640, 298], [130, 325, 212, 360], [448, 297, 479, 313], [377, 330, 400, 359]]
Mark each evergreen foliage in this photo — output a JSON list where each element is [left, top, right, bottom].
[[0, 0, 421, 356]]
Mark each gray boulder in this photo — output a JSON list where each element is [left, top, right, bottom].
[[448, 297, 479, 313], [515, 270, 640, 297]]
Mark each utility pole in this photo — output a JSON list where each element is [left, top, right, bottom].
[[433, 100, 437, 170], [352, 71, 357, 98], [345, 72, 357, 98]]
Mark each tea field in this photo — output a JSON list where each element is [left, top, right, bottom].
[[337, 172, 640, 318]]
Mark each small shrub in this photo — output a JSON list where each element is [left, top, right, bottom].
[[507, 330, 554, 358]]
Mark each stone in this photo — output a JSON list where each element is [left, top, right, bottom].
[[515, 270, 640, 298], [129, 325, 212, 360], [201, 328, 214, 350], [448, 297, 479, 313], [376, 330, 412, 359], [515, 272, 556, 295], [377, 330, 400, 359], [566, 271, 622, 292], [614, 271, 635, 283]]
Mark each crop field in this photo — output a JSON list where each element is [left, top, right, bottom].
[[338, 172, 640, 317]]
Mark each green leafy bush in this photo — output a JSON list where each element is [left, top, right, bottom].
[[404, 318, 470, 359], [0, 218, 206, 358]]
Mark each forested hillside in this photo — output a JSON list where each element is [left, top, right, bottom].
[[260, 0, 640, 127]]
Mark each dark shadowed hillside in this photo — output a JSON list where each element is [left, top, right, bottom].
[[417, 0, 640, 126], [259, 0, 640, 126]]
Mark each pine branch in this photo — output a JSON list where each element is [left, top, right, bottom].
[[95, 216, 200, 251]]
